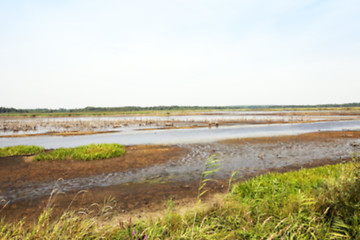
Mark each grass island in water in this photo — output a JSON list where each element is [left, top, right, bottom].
[[33, 143, 126, 161], [0, 145, 45, 158]]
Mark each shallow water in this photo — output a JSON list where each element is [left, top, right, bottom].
[[1, 120, 360, 148]]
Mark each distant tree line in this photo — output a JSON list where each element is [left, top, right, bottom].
[[1, 103, 360, 114], [0, 107, 67, 113]]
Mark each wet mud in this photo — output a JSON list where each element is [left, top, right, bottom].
[[0, 145, 187, 188], [1, 130, 360, 223]]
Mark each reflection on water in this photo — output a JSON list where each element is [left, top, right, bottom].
[[1, 120, 360, 148]]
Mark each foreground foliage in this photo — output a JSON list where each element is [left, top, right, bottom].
[[33, 144, 126, 161], [0, 145, 44, 157], [1, 157, 360, 239]]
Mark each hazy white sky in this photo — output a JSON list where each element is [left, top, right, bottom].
[[1, 0, 359, 108]]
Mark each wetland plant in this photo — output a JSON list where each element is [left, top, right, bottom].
[[0, 145, 45, 157], [33, 143, 126, 161], [197, 155, 222, 203]]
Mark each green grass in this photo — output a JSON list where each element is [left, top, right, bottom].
[[33, 143, 126, 161], [0, 145, 45, 157], [2, 157, 360, 239]]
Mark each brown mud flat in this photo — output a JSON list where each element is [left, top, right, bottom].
[[1, 179, 228, 224], [0, 145, 187, 187], [1, 131, 360, 224]]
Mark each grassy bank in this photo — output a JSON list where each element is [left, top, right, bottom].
[[1, 156, 360, 239], [33, 144, 126, 161], [0, 145, 44, 157]]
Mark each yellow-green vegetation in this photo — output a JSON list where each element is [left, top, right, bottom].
[[2, 156, 360, 239], [33, 144, 126, 161], [0, 145, 44, 157]]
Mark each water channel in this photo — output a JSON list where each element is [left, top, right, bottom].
[[1, 120, 360, 148]]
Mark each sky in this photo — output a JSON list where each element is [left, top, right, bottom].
[[1, 0, 359, 109]]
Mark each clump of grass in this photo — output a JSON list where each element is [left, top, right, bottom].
[[316, 154, 360, 238], [227, 156, 360, 239], [0, 209, 100, 239], [0, 145, 45, 157], [33, 143, 126, 161]]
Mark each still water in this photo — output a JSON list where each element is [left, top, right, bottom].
[[1, 120, 360, 148]]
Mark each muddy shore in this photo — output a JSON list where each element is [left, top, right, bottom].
[[1, 131, 360, 223]]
